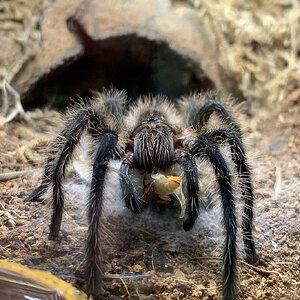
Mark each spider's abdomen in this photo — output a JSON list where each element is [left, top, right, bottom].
[[133, 123, 174, 170]]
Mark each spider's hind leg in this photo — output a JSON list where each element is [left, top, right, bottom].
[[24, 185, 46, 202], [182, 94, 258, 299], [86, 132, 119, 298]]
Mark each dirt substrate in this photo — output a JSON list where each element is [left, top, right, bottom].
[[0, 96, 299, 299]]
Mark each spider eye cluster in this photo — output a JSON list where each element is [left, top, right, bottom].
[[147, 116, 158, 122], [137, 108, 169, 123]]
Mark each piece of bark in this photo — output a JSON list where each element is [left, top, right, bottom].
[[69, 0, 223, 90], [13, 0, 224, 107], [13, 0, 84, 98]]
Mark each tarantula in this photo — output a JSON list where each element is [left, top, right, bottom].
[[25, 90, 257, 300]]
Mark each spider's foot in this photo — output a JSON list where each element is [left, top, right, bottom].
[[48, 229, 60, 240], [245, 252, 258, 265], [86, 270, 104, 300], [223, 284, 237, 300], [23, 185, 45, 202], [49, 210, 63, 240], [244, 239, 258, 265]]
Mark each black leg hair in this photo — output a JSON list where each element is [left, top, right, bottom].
[[207, 129, 257, 265], [24, 184, 46, 203], [51, 110, 95, 239], [119, 163, 148, 213], [187, 99, 242, 135], [24, 92, 124, 299], [24, 109, 90, 204], [176, 151, 200, 231], [86, 133, 118, 298], [23, 149, 59, 203], [191, 138, 237, 300], [24, 110, 91, 240], [23, 148, 57, 203]]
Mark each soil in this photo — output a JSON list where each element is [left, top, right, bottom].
[[0, 96, 299, 300]]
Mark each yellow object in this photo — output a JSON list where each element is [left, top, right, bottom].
[[0, 260, 87, 300], [151, 173, 186, 217], [152, 174, 181, 200]]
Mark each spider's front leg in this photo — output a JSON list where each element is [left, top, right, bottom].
[[86, 132, 118, 298], [191, 139, 237, 300], [175, 150, 200, 231], [119, 155, 148, 213]]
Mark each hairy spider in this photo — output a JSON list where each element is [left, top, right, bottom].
[[25, 90, 257, 300]]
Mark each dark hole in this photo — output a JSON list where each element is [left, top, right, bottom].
[[23, 35, 215, 109]]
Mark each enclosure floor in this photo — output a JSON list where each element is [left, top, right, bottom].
[[0, 97, 299, 299]]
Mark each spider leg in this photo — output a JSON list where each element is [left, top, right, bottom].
[[24, 185, 45, 202], [207, 129, 257, 264], [119, 163, 148, 213], [86, 133, 118, 298], [23, 150, 58, 203], [187, 98, 242, 135], [51, 111, 95, 239], [24, 110, 91, 240], [24, 109, 90, 203], [191, 138, 237, 300], [24, 91, 127, 298], [176, 151, 200, 231]]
